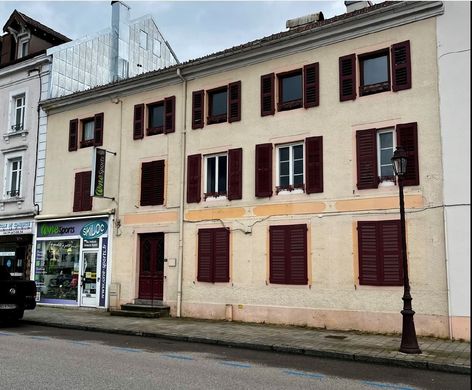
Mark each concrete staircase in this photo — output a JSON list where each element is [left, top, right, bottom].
[[110, 300, 170, 318]]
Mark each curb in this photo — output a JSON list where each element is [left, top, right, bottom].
[[22, 319, 470, 375]]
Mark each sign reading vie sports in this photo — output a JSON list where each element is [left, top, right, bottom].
[[91, 148, 106, 197], [38, 219, 108, 238]]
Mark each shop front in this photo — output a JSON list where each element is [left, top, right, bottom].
[[33, 217, 111, 308], [0, 220, 34, 280]]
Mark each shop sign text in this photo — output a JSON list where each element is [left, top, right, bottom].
[[80, 221, 108, 240]]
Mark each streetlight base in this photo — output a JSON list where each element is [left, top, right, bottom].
[[399, 308, 422, 354]]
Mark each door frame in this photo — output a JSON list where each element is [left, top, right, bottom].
[[79, 249, 101, 307], [137, 232, 165, 301]]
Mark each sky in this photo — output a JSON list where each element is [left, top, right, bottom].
[[0, 1, 379, 63]]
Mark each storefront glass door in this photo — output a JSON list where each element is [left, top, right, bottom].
[[80, 251, 99, 307]]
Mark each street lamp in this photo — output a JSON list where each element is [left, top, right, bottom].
[[391, 147, 422, 354]]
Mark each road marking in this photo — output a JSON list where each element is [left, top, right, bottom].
[[362, 381, 416, 390], [283, 370, 325, 379], [111, 347, 143, 353], [0, 332, 12, 336], [29, 336, 50, 340], [220, 361, 252, 368], [69, 341, 91, 346], [162, 354, 194, 361]]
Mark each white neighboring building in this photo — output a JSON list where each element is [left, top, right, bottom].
[[436, 1, 470, 340]]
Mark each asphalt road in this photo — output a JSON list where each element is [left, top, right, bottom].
[[0, 323, 469, 390]]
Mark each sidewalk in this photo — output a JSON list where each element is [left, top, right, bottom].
[[21, 306, 470, 375]]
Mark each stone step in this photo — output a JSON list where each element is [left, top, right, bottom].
[[134, 299, 164, 306], [121, 303, 170, 314], [110, 310, 162, 319]]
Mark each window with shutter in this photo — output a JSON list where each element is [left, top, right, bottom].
[[94, 112, 104, 146], [396, 122, 419, 186], [339, 54, 356, 101], [80, 117, 95, 148], [269, 224, 308, 285], [260, 73, 275, 116], [305, 136, 323, 194], [358, 220, 403, 286], [391, 41, 411, 92], [133, 104, 145, 139], [303, 63, 319, 108], [228, 81, 241, 123], [187, 154, 201, 203], [228, 148, 242, 200], [197, 228, 230, 283], [204, 153, 227, 200], [192, 90, 204, 129], [356, 129, 379, 190], [207, 86, 228, 124], [359, 49, 390, 96], [69, 119, 78, 151], [140, 160, 165, 206], [73, 171, 92, 212], [255, 143, 273, 198], [277, 69, 303, 111], [147, 101, 164, 135], [276, 143, 304, 194], [164, 96, 176, 133]]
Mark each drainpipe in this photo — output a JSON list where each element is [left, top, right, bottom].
[[176, 67, 187, 317]]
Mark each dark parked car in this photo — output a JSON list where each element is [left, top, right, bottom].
[[0, 265, 36, 321]]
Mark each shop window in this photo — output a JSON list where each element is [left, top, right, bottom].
[[359, 49, 390, 96], [10, 94, 25, 133], [204, 154, 227, 199]]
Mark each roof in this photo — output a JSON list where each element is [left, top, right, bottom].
[[3, 10, 70, 44]]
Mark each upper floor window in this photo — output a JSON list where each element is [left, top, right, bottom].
[[377, 129, 395, 181], [20, 41, 29, 58], [69, 113, 104, 151], [133, 97, 175, 139], [73, 171, 92, 212], [140, 30, 148, 49], [205, 154, 227, 199], [207, 87, 228, 124], [359, 49, 390, 96], [11, 94, 25, 133], [5, 157, 22, 198], [147, 101, 164, 135], [80, 118, 95, 148], [140, 160, 165, 206], [278, 70, 303, 111], [277, 143, 304, 194]]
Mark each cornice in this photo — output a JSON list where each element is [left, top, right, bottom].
[[41, 1, 444, 114], [0, 53, 50, 78]]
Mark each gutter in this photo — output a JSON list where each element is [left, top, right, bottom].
[[176, 67, 187, 318]]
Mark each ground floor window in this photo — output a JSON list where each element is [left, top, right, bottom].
[[197, 228, 230, 283]]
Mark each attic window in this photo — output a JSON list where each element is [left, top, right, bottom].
[[18, 38, 29, 58]]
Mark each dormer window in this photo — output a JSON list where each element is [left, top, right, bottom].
[[17, 36, 29, 58]]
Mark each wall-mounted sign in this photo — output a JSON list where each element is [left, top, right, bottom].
[[80, 221, 108, 240], [91, 148, 106, 197], [0, 221, 33, 236], [83, 239, 99, 249]]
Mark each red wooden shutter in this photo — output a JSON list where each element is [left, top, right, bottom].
[[339, 54, 356, 101], [213, 228, 230, 282], [391, 41, 411, 92], [228, 148, 243, 200], [197, 229, 213, 282], [140, 160, 165, 206], [305, 136, 323, 194], [94, 113, 104, 146], [304, 63, 319, 108], [73, 171, 92, 212], [358, 221, 379, 285], [288, 224, 308, 284], [261, 73, 275, 116], [255, 143, 273, 197], [133, 104, 144, 140], [228, 81, 241, 123], [187, 154, 201, 203], [380, 220, 403, 286], [192, 90, 204, 129], [69, 119, 78, 151], [269, 226, 288, 284], [396, 122, 419, 186], [164, 96, 176, 133], [356, 129, 379, 190]]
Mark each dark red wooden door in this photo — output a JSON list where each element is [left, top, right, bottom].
[[138, 233, 164, 300]]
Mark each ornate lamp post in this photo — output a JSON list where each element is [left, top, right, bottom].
[[391, 147, 421, 354]]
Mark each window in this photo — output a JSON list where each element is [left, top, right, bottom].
[[278, 70, 303, 111], [140, 160, 165, 206], [269, 224, 307, 285], [205, 154, 227, 199], [147, 101, 164, 135], [73, 171, 92, 212], [356, 123, 418, 190], [276, 143, 304, 193], [6, 157, 22, 198], [359, 49, 390, 96], [80, 118, 95, 148], [153, 38, 161, 57], [11, 94, 25, 132], [197, 228, 230, 283], [140, 30, 148, 49], [20, 41, 29, 58], [207, 87, 228, 124], [358, 220, 403, 286]]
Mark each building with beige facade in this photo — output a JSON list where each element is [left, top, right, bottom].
[[37, 1, 463, 339]]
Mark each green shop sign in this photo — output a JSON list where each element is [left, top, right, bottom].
[[80, 221, 108, 240]]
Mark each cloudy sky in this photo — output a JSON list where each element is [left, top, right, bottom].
[[0, 1, 379, 62]]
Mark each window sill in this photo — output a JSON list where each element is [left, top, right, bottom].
[[146, 127, 164, 136], [0, 197, 25, 211], [276, 185, 305, 195], [204, 192, 227, 202], [3, 129, 29, 143], [359, 82, 390, 96], [277, 100, 303, 112], [80, 140, 95, 148], [207, 115, 228, 125]]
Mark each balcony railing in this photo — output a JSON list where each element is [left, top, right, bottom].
[[6, 190, 20, 197], [10, 123, 24, 132]]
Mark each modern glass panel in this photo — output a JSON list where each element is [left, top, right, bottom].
[[282, 73, 302, 102], [149, 104, 164, 128], [211, 90, 227, 116], [217, 155, 227, 193], [363, 55, 388, 85]]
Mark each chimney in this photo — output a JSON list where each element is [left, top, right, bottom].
[[286, 12, 324, 29], [344, 1, 373, 13], [111, 1, 130, 81]]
